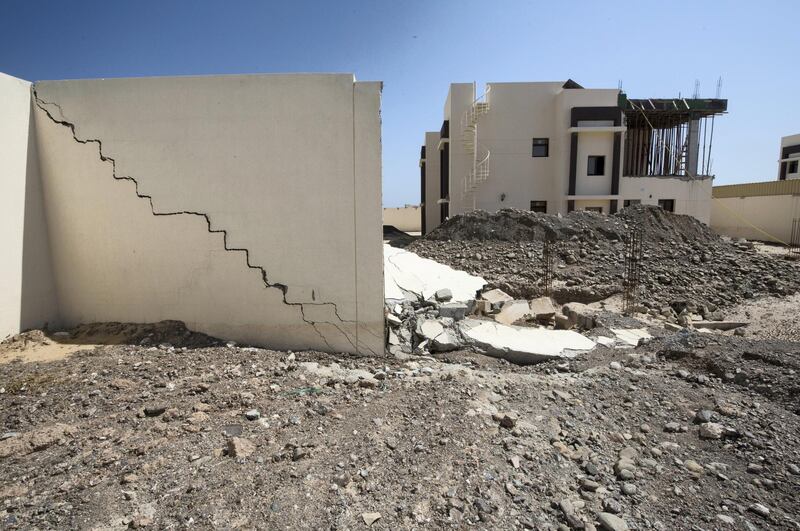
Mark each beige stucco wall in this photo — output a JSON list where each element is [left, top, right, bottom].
[[383, 206, 421, 232], [28, 73, 383, 355], [619, 176, 712, 224], [0, 73, 58, 339], [711, 194, 800, 243]]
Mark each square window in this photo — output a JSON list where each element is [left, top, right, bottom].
[[658, 199, 675, 212], [623, 199, 641, 208], [532, 138, 549, 157], [789, 160, 799, 173], [530, 200, 547, 213], [587, 156, 605, 176]]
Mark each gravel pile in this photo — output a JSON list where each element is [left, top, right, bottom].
[[409, 206, 800, 312]]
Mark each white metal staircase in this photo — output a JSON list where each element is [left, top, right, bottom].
[[460, 84, 491, 209]]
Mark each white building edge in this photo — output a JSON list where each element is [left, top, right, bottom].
[[420, 80, 727, 234]]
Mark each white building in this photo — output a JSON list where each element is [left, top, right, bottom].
[[779, 133, 800, 180], [420, 80, 726, 233]]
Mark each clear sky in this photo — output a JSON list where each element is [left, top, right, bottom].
[[2, 1, 798, 207]]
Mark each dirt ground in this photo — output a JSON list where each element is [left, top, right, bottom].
[[1, 300, 799, 530]]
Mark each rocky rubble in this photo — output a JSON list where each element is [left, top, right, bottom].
[[1, 322, 799, 529], [408, 206, 800, 312]]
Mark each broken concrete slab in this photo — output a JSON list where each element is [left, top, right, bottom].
[[610, 328, 652, 347], [384, 244, 486, 302], [562, 302, 599, 329], [494, 300, 533, 325], [481, 288, 513, 307], [529, 297, 556, 320], [459, 318, 595, 364], [415, 318, 460, 352], [439, 302, 468, 321]]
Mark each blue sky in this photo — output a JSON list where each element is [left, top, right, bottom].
[[2, 1, 798, 207]]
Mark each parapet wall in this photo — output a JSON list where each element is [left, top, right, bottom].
[[1, 73, 384, 355]]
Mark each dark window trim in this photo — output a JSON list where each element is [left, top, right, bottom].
[[532, 138, 549, 157], [530, 200, 547, 213], [587, 155, 606, 176]]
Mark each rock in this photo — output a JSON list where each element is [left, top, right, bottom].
[[699, 422, 724, 440], [693, 410, 713, 424], [684, 460, 704, 473], [597, 511, 629, 530], [438, 302, 468, 321], [481, 288, 513, 307], [559, 499, 585, 529], [716, 514, 735, 525], [529, 297, 557, 320], [581, 478, 600, 492], [361, 512, 382, 526], [748, 503, 769, 518], [746, 463, 764, 474], [244, 409, 260, 421], [435, 288, 453, 302], [663, 422, 681, 433], [602, 498, 623, 515], [609, 361, 622, 370], [493, 412, 517, 429], [495, 300, 533, 325], [386, 314, 402, 327], [227, 437, 255, 458], [621, 483, 637, 496], [143, 405, 166, 417]]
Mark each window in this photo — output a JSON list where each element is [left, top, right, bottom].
[[530, 201, 547, 213], [585, 206, 603, 213], [587, 156, 605, 176], [623, 199, 641, 208], [789, 160, 799, 173], [532, 138, 549, 157], [658, 199, 675, 212]]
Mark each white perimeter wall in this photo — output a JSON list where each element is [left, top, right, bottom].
[[620, 177, 712, 224], [383, 206, 421, 232], [26, 73, 383, 355], [0, 73, 57, 340], [711, 194, 800, 243]]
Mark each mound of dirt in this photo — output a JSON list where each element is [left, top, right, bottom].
[[409, 206, 800, 312]]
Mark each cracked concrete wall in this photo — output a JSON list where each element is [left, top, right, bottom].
[[0, 73, 58, 339], [29, 73, 383, 354]]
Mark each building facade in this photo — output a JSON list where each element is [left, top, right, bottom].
[[420, 80, 726, 233], [778, 133, 800, 180]]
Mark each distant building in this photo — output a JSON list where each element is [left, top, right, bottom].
[[383, 205, 421, 233], [419, 80, 727, 234], [779, 134, 800, 180]]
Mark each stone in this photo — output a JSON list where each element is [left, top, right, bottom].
[[361, 512, 382, 526], [493, 412, 518, 429], [694, 409, 713, 424], [529, 297, 556, 320], [621, 483, 637, 496], [495, 300, 533, 325], [684, 460, 704, 473], [609, 361, 622, 370], [597, 512, 629, 531], [481, 288, 513, 307], [435, 288, 453, 302], [438, 302, 468, 321], [227, 437, 255, 458], [143, 405, 166, 417], [716, 514, 735, 525], [663, 422, 681, 433], [386, 313, 402, 327], [244, 409, 260, 421], [699, 422, 724, 440], [748, 503, 769, 518]]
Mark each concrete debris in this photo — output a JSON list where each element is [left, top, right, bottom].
[[438, 302, 468, 321], [459, 319, 595, 364], [481, 288, 514, 307], [562, 303, 599, 330], [690, 321, 748, 331], [610, 328, 652, 348], [494, 300, 534, 325], [384, 244, 486, 302]]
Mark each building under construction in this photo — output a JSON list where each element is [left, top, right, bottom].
[[419, 80, 727, 234]]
